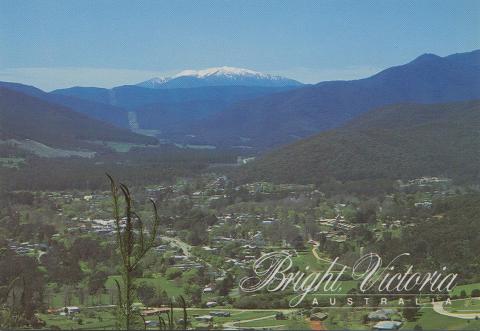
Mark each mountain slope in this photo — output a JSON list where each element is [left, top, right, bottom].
[[52, 85, 301, 134], [136, 66, 302, 89], [0, 81, 129, 128], [0, 87, 156, 149], [198, 50, 480, 148], [52, 84, 299, 110], [137, 77, 169, 89], [237, 100, 480, 184]]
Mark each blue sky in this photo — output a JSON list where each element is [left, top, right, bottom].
[[0, 0, 479, 90]]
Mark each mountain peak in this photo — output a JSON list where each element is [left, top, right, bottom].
[[136, 77, 169, 88], [136, 66, 302, 89], [410, 53, 443, 64], [173, 66, 274, 79]]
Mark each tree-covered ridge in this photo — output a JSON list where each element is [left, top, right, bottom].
[[198, 50, 480, 148], [374, 193, 480, 284], [0, 87, 156, 149], [238, 100, 480, 184]]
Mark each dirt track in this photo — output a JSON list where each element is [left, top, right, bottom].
[[309, 319, 325, 330]]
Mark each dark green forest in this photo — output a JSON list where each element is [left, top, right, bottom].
[[237, 100, 480, 185]]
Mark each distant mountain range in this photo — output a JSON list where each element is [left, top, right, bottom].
[[1, 50, 479, 153], [237, 99, 480, 184], [136, 66, 303, 89], [0, 68, 303, 144], [0, 87, 156, 152], [51, 84, 299, 136], [0, 81, 130, 128], [195, 50, 480, 148]]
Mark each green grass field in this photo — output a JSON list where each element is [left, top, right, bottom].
[[46, 274, 185, 309], [6, 139, 95, 158], [450, 282, 480, 297], [106, 275, 185, 297], [87, 140, 156, 152], [321, 304, 480, 330], [181, 309, 308, 330], [38, 309, 118, 330], [40, 296, 480, 330], [47, 287, 114, 308], [39, 308, 304, 330], [446, 298, 480, 313], [171, 309, 279, 327], [239, 317, 310, 329], [292, 250, 337, 272], [403, 305, 480, 330], [0, 157, 25, 168]]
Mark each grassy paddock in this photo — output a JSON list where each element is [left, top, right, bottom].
[[403, 305, 480, 330], [446, 298, 480, 313], [106, 275, 185, 297], [450, 282, 480, 297]]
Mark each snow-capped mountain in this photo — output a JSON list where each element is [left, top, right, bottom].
[[136, 66, 302, 89], [136, 77, 169, 88], [173, 66, 280, 79]]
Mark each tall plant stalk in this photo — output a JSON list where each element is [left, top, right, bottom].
[[107, 174, 161, 330], [0, 249, 20, 328]]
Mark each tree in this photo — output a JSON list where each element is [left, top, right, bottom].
[[108, 174, 161, 330], [183, 284, 202, 305], [41, 241, 83, 285], [217, 273, 234, 296], [71, 237, 105, 266], [291, 235, 305, 250], [136, 283, 156, 307], [0, 249, 20, 328], [165, 268, 182, 280], [403, 298, 420, 322], [361, 314, 368, 324], [304, 219, 319, 239], [88, 270, 108, 296], [0, 250, 45, 328], [353, 202, 377, 224], [153, 289, 170, 307]]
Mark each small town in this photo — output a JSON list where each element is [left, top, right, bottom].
[[2, 172, 479, 330]]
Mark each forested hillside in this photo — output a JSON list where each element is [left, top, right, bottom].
[[198, 50, 480, 148], [238, 100, 480, 184], [0, 87, 156, 148]]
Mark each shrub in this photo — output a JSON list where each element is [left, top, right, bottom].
[[165, 267, 182, 280]]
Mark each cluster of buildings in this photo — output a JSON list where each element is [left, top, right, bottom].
[[64, 217, 126, 236], [6, 239, 48, 255], [402, 176, 450, 187], [368, 309, 403, 330], [317, 216, 356, 244]]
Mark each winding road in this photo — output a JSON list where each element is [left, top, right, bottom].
[[222, 314, 285, 330], [311, 242, 351, 270], [160, 236, 192, 257], [432, 297, 480, 320]]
